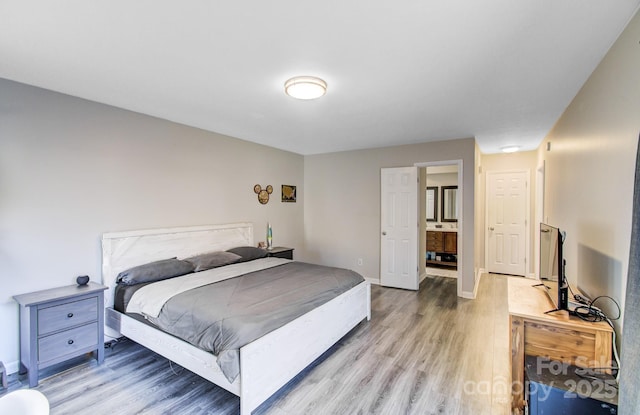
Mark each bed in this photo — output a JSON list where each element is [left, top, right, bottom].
[[102, 222, 371, 415]]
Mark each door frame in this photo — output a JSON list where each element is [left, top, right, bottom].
[[416, 159, 463, 298], [484, 169, 531, 277]]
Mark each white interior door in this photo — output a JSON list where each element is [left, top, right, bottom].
[[380, 167, 419, 290], [487, 171, 528, 276]]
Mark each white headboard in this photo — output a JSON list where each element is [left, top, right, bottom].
[[101, 222, 253, 309]]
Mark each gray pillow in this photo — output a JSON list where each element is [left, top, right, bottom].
[[184, 251, 242, 272], [116, 258, 195, 285], [226, 246, 268, 263]]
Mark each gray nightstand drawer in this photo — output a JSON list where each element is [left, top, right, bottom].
[[38, 297, 97, 335], [38, 322, 98, 363]]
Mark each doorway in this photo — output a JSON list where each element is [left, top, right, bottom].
[[418, 160, 463, 297], [424, 165, 459, 277], [379, 160, 464, 297]]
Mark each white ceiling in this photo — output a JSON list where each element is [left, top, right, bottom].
[[1, 1, 638, 155]]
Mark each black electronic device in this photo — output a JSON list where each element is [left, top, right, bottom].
[[525, 355, 617, 414], [537, 223, 568, 313], [76, 275, 90, 286]]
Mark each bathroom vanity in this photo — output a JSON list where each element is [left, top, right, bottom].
[[426, 230, 457, 268]]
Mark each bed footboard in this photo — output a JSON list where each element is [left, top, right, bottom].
[[239, 281, 370, 415]]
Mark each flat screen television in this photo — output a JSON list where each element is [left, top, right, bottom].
[[539, 223, 568, 312]]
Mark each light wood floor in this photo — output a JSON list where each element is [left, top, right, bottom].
[[3, 274, 511, 415]]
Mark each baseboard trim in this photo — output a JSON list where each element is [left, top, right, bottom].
[[365, 277, 381, 286], [473, 268, 485, 298], [460, 268, 485, 300], [419, 272, 428, 283], [461, 291, 475, 299]]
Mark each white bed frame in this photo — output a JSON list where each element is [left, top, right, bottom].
[[101, 223, 371, 415]]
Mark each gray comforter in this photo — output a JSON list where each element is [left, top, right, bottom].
[[145, 261, 364, 382]]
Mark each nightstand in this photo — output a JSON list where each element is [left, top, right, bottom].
[[13, 282, 107, 387], [266, 247, 294, 260]]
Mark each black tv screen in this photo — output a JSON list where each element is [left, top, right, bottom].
[[540, 223, 568, 311]]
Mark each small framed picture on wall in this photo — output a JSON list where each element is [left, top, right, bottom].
[[282, 185, 297, 202]]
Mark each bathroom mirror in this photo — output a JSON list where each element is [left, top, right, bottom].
[[426, 187, 438, 222], [441, 186, 458, 222]]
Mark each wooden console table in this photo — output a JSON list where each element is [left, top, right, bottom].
[[508, 277, 613, 411]]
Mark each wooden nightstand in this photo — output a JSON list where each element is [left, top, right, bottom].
[[13, 282, 107, 387], [266, 247, 294, 260]]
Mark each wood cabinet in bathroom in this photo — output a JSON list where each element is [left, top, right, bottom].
[[426, 230, 457, 268]]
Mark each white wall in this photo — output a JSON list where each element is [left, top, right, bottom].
[[538, 10, 640, 334], [0, 79, 305, 373], [303, 138, 476, 295]]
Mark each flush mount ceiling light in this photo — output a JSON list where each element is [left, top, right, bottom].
[[501, 145, 521, 153], [284, 76, 327, 100]]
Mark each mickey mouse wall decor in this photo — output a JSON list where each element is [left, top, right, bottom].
[[254, 184, 273, 205]]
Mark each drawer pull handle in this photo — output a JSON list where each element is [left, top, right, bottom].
[[68, 339, 74, 345], [67, 313, 74, 318]]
